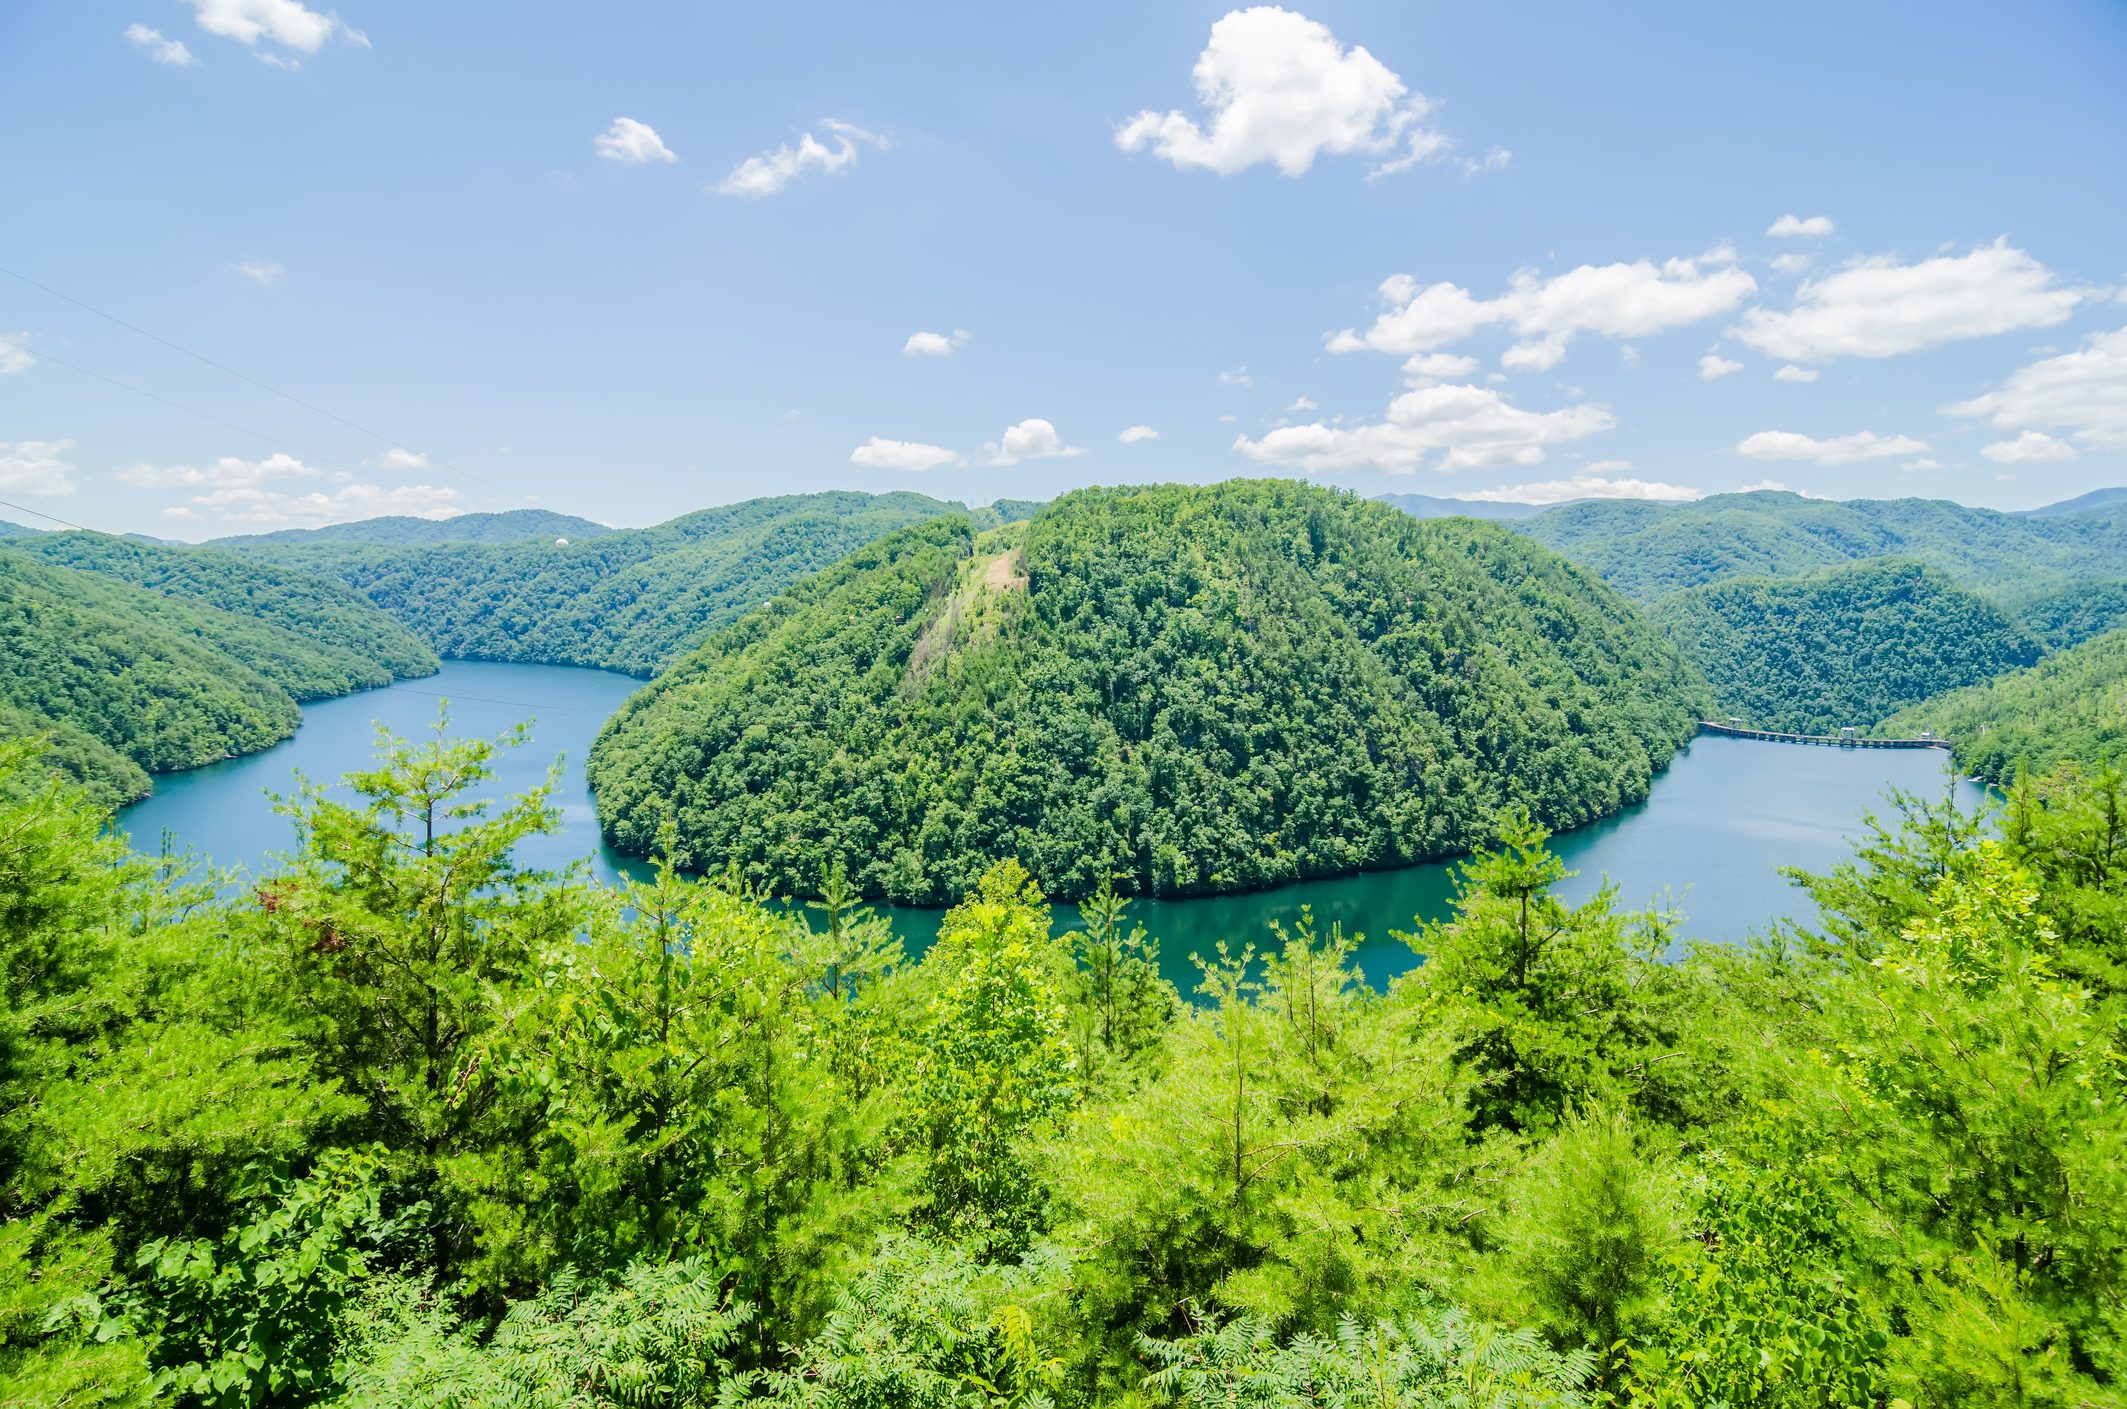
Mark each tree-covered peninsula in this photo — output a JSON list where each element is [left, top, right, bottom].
[[590, 480, 1708, 904], [0, 539, 437, 803], [1884, 626, 2127, 784]]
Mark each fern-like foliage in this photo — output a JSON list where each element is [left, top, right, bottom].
[[1140, 1306, 1595, 1409]]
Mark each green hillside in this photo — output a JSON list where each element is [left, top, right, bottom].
[[251, 491, 1023, 676], [210, 507, 613, 547], [2013, 578, 2127, 649], [1883, 628, 2127, 784], [0, 540, 439, 803], [8, 532, 436, 686], [1521, 489, 2127, 601], [1649, 560, 2042, 734], [590, 480, 1707, 904]]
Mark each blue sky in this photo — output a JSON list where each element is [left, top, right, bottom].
[[2, 1, 2123, 536]]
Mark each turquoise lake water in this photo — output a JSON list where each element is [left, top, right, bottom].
[[119, 660, 1985, 991]]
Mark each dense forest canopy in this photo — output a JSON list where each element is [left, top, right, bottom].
[[2012, 578, 2127, 649], [241, 491, 1026, 677], [1648, 559, 2042, 735], [3, 724, 2122, 1406], [591, 480, 1707, 904], [1516, 488, 2127, 602], [1884, 626, 2127, 784], [0, 544, 437, 804]]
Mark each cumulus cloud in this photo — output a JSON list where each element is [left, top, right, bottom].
[[1948, 325, 2127, 451], [118, 452, 322, 490], [1403, 351, 1480, 385], [1767, 214, 1834, 238], [1903, 459, 1943, 471], [125, 23, 198, 66], [184, 483, 460, 526], [595, 118, 677, 165], [1115, 7, 1452, 178], [1736, 430, 1929, 465], [1118, 425, 1159, 444], [1769, 253, 1813, 276], [985, 419, 1086, 466], [183, 0, 362, 56], [1733, 240, 2098, 362], [1458, 473, 1701, 505], [1234, 383, 1613, 475], [1330, 248, 1755, 370], [1980, 430, 2078, 463], [1773, 364, 1818, 382], [231, 260, 283, 286], [0, 336, 34, 376], [379, 448, 429, 472], [1738, 480, 1790, 492], [717, 119, 886, 198], [1286, 396, 1318, 412], [1698, 354, 1743, 380], [903, 329, 971, 357], [1217, 367, 1254, 387], [0, 440, 76, 496], [850, 437, 964, 472]]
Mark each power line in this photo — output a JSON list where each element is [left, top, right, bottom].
[[0, 495, 95, 534], [1, 338, 379, 483], [0, 264, 539, 507]]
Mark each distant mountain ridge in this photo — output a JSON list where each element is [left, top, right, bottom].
[[210, 508, 614, 547], [240, 491, 1040, 677], [2020, 487, 2127, 519]]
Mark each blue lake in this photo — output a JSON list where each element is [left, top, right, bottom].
[[119, 660, 1985, 990]]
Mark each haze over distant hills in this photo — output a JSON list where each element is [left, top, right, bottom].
[[209, 508, 615, 548]]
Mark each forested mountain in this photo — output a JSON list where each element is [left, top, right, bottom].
[[1520, 488, 2127, 602], [7, 532, 435, 679], [1374, 491, 1554, 521], [0, 541, 437, 803], [1883, 627, 2127, 784], [5, 726, 2121, 1405], [2021, 486, 2127, 518], [2014, 578, 2127, 648], [1649, 560, 2042, 734], [0, 520, 40, 539], [245, 490, 1017, 676], [591, 480, 1707, 904], [209, 507, 612, 547]]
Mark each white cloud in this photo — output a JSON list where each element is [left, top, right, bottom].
[[184, 0, 358, 55], [1767, 214, 1834, 238], [184, 483, 461, 526], [1115, 7, 1452, 178], [1330, 248, 1756, 370], [1733, 240, 2098, 362], [1118, 425, 1159, 444], [1980, 430, 2078, 464], [379, 448, 429, 472], [1736, 430, 1929, 465], [985, 419, 1086, 466], [1234, 383, 1613, 475], [595, 118, 677, 165], [118, 451, 321, 490], [1698, 353, 1743, 380], [0, 336, 34, 376], [903, 329, 971, 357], [125, 23, 198, 66], [1770, 253, 1813, 276], [1286, 395, 1318, 411], [1403, 351, 1480, 385], [850, 437, 963, 472], [1773, 364, 1818, 382], [0, 440, 76, 496], [1903, 458, 1943, 471], [1458, 473, 1701, 505], [1738, 480, 1790, 492], [1947, 325, 2127, 451], [1217, 366, 1254, 387], [1461, 146, 1511, 175], [231, 260, 283, 286], [716, 119, 886, 199]]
